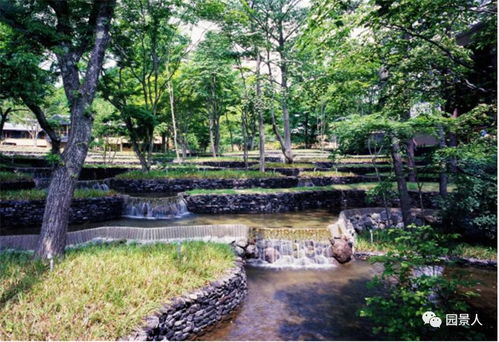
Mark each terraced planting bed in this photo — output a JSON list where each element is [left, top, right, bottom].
[[0, 242, 235, 340]]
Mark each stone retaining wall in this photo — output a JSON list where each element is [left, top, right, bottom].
[[298, 176, 374, 186], [184, 190, 437, 214], [109, 177, 299, 194], [0, 179, 36, 190], [125, 259, 247, 341], [0, 196, 124, 228]]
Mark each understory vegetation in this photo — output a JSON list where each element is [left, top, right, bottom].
[[185, 182, 452, 195], [355, 229, 497, 261], [114, 169, 284, 180], [360, 225, 493, 340], [0, 241, 234, 340], [0, 189, 116, 201], [0, 171, 32, 182]]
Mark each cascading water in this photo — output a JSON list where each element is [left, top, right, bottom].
[[123, 195, 190, 219], [248, 228, 337, 268]]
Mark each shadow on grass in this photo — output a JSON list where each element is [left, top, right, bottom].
[[0, 252, 48, 310]]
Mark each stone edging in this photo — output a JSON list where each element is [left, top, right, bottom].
[[123, 258, 247, 341], [0, 224, 249, 250], [0, 196, 124, 228]]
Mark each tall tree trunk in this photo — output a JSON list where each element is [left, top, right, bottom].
[[168, 79, 181, 161], [304, 110, 309, 149], [406, 138, 416, 182], [214, 116, 220, 156], [255, 52, 265, 172], [0, 107, 12, 140], [437, 125, 448, 197], [265, 47, 291, 164], [241, 112, 249, 168], [161, 133, 166, 153], [391, 136, 412, 227], [278, 30, 293, 164], [224, 112, 234, 152], [36, 0, 116, 259], [209, 115, 217, 157], [448, 108, 458, 173]]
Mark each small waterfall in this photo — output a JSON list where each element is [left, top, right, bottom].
[[77, 180, 110, 191], [123, 195, 190, 220], [249, 238, 337, 268], [248, 227, 337, 268]]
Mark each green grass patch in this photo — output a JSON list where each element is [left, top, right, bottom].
[[115, 169, 284, 180], [0, 171, 33, 182], [0, 188, 116, 201], [364, 172, 439, 178], [185, 156, 243, 162], [83, 163, 138, 169], [332, 163, 392, 169], [300, 171, 356, 177], [0, 241, 235, 340], [355, 230, 497, 260], [253, 162, 316, 169], [185, 182, 450, 195], [336, 157, 391, 164]]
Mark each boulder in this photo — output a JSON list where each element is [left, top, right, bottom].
[[264, 247, 280, 263], [330, 238, 352, 264], [245, 244, 257, 258]]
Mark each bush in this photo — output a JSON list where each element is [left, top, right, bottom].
[[439, 139, 497, 244], [0, 171, 33, 182], [114, 169, 284, 180], [360, 225, 486, 340], [0, 189, 116, 201]]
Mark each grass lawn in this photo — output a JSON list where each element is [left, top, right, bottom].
[[0, 189, 116, 201], [335, 157, 391, 164], [114, 169, 284, 180], [355, 230, 497, 261], [300, 171, 356, 177], [251, 162, 316, 169], [0, 171, 33, 182], [0, 241, 235, 340], [83, 163, 139, 169], [185, 156, 244, 162], [185, 182, 452, 195]]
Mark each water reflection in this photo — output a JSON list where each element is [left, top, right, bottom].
[[200, 261, 384, 341], [200, 262, 497, 341], [3, 209, 337, 235]]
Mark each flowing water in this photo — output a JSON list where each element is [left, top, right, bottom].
[[122, 196, 190, 219], [200, 261, 384, 341], [200, 263, 497, 341], [2, 209, 337, 235]]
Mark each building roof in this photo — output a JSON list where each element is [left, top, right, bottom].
[[2, 123, 38, 132]]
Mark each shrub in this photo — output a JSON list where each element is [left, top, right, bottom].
[[439, 139, 497, 244], [114, 169, 284, 180], [0, 171, 33, 182], [0, 189, 116, 201], [360, 225, 485, 340]]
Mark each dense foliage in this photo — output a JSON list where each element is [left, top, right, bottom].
[[360, 225, 488, 340]]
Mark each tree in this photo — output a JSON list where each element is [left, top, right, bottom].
[[243, 0, 309, 163], [100, 0, 190, 171], [180, 31, 240, 157], [1, 0, 117, 258], [217, 0, 267, 169], [360, 225, 483, 340], [0, 22, 61, 153]]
